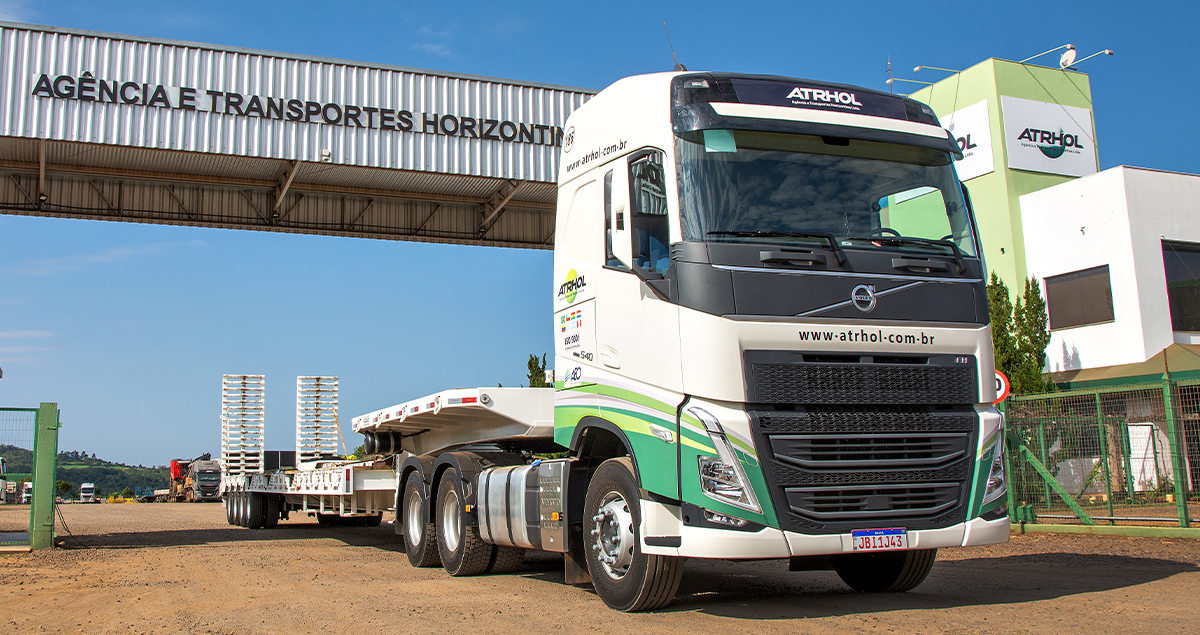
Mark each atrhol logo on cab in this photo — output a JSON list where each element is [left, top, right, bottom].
[[558, 269, 586, 303], [787, 87, 863, 107], [1017, 127, 1086, 159]]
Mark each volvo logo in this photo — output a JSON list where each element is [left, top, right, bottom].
[[851, 284, 876, 312]]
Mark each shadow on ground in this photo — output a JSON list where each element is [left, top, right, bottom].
[[61, 521, 406, 551]]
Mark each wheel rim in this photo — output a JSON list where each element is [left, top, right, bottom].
[[406, 489, 424, 545], [440, 487, 461, 553], [590, 491, 635, 580]]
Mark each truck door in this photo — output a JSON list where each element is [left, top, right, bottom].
[[593, 148, 683, 498]]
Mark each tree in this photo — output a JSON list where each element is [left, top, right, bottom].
[[987, 273, 1017, 380], [121, 487, 135, 499], [1013, 277, 1052, 394], [988, 273, 1052, 395], [56, 480, 73, 496], [527, 353, 549, 388]]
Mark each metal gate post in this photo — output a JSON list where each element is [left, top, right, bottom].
[[1095, 393, 1116, 524], [1162, 377, 1190, 527], [29, 402, 60, 550], [1037, 419, 1053, 511]]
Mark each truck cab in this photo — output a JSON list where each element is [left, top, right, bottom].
[[551, 72, 1007, 605], [80, 482, 96, 503], [21, 481, 32, 504]]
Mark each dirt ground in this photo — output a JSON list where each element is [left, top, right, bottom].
[[1, 503, 1198, 635]]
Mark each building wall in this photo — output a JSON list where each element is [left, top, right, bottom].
[[1021, 167, 1200, 371], [909, 59, 1097, 293]]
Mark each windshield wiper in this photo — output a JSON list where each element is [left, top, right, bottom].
[[845, 235, 965, 273], [707, 230, 846, 265]]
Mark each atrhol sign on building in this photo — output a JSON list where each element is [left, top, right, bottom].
[[29, 73, 565, 146], [1000, 96, 1097, 178], [941, 100, 994, 182]]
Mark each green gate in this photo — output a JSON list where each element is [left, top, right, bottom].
[[0, 403, 60, 550], [1004, 378, 1197, 530]]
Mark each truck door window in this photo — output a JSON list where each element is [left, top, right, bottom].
[[604, 169, 626, 268], [628, 150, 669, 274]]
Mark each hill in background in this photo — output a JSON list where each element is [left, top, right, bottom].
[[0, 445, 169, 497]]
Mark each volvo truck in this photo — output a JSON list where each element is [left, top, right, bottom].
[[79, 482, 96, 503], [223, 71, 1008, 612]]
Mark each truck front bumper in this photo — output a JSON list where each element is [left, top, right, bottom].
[[641, 510, 1010, 559]]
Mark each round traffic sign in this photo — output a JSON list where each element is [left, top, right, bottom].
[[993, 370, 1011, 404]]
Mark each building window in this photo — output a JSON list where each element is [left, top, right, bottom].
[[1163, 241, 1200, 332], [1045, 265, 1114, 330]]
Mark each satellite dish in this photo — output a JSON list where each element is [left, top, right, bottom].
[[1059, 48, 1077, 68]]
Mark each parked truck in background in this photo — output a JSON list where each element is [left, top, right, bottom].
[[223, 71, 1008, 611], [21, 481, 32, 504], [79, 482, 96, 503], [170, 453, 223, 502]]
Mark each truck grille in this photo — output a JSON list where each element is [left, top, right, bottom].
[[744, 352, 978, 534]]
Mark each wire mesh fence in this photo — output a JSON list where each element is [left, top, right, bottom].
[[1004, 380, 1197, 527], [0, 407, 37, 544]]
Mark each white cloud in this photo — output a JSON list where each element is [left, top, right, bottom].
[[0, 0, 34, 23], [8, 242, 180, 276], [411, 43, 455, 59], [0, 330, 52, 338]]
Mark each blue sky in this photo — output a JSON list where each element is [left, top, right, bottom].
[[1, 1, 1196, 466]]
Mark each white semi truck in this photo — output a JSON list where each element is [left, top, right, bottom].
[[223, 71, 1009, 612]]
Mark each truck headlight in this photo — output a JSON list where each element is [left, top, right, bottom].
[[982, 434, 1006, 506], [688, 406, 761, 514]]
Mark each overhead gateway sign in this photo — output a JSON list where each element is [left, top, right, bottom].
[[1000, 96, 1097, 178]]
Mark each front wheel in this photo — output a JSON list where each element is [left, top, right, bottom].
[[583, 457, 684, 612], [832, 548, 938, 592]]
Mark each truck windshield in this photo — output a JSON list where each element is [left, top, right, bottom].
[[198, 473, 219, 481], [675, 130, 978, 257]]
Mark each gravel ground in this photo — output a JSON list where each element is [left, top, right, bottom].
[[1, 502, 1198, 634]]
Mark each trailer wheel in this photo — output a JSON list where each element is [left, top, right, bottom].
[[402, 472, 441, 567], [486, 547, 525, 574], [584, 457, 684, 612], [265, 495, 280, 529], [832, 548, 938, 593], [436, 468, 493, 576], [237, 491, 250, 527], [225, 496, 235, 525], [247, 492, 267, 529]]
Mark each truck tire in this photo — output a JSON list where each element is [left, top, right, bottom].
[[487, 547, 525, 574], [225, 496, 235, 525], [436, 468, 493, 576], [832, 548, 938, 593], [237, 491, 250, 527], [402, 472, 441, 567], [584, 457, 684, 612], [247, 492, 267, 529], [265, 495, 280, 528]]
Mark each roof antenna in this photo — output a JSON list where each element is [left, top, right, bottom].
[[664, 21, 687, 72]]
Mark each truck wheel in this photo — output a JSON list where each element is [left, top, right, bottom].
[[584, 457, 684, 612], [832, 548, 938, 592], [436, 468, 494, 576], [247, 492, 267, 529], [225, 496, 235, 525], [237, 491, 250, 527], [265, 495, 280, 528], [402, 472, 441, 567], [487, 547, 525, 574]]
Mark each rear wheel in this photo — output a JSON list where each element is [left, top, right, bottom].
[[436, 468, 494, 576], [247, 492, 267, 529], [225, 495, 235, 525], [264, 495, 280, 528], [487, 547, 526, 574], [832, 548, 938, 592], [402, 472, 441, 567], [583, 458, 684, 612]]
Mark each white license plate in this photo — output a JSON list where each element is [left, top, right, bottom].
[[851, 528, 908, 552]]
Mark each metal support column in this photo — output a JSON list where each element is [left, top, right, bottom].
[[1095, 394, 1116, 525], [1162, 375, 1191, 527]]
